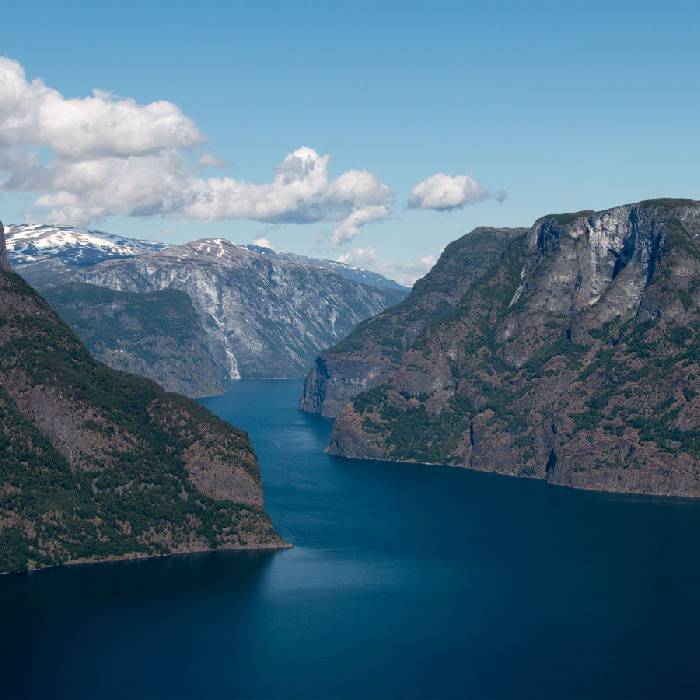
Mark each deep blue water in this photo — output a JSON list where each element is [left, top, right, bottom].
[[3, 379, 700, 699]]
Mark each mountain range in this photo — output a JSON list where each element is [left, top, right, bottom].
[[302, 199, 700, 498], [6, 225, 407, 396]]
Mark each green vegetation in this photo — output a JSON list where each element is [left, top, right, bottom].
[[0, 270, 279, 574], [340, 201, 700, 484], [546, 210, 594, 225], [638, 198, 697, 209], [42, 283, 227, 395]]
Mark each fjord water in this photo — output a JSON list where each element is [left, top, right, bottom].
[[3, 380, 700, 699]]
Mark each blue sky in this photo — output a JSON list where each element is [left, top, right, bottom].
[[2, 0, 699, 282]]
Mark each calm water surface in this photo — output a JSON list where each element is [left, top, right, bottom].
[[3, 379, 700, 699]]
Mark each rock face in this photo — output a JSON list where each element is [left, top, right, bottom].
[[249, 245, 407, 290], [5, 225, 407, 395], [72, 238, 407, 379], [299, 227, 526, 416], [0, 263, 285, 574], [43, 283, 229, 397], [325, 199, 700, 498]]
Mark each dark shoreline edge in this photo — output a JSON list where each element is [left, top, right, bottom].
[[1, 539, 293, 577]]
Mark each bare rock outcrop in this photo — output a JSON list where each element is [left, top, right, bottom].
[[325, 199, 700, 498]]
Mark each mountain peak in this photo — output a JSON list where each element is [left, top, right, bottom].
[[5, 223, 167, 269]]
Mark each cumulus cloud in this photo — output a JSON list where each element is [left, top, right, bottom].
[[337, 247, 439, 287], [331, 205, 390, 247], [252, 237, 274, 249], [0, 56, 391, 241], [0, 58, 203, 158], [408, 172, 504, 211], [186, 147, 391, 246]]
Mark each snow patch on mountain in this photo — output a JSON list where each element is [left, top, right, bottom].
[[5, 224, 167, 266]]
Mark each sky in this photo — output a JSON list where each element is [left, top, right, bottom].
[[1, 0, 699, 284]]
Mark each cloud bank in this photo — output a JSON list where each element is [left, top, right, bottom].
[[0, 57, 391, 244], [408, 172, 505, 211]]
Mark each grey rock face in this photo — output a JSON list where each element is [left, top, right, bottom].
[[73, 238, 407, 379], [4, 225, 406, 393], [325, 198, 700, 498]]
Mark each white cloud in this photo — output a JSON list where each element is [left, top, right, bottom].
[[408, 172, 503, 211], [252, 237, 274, 249], [186, 147, 392, 246], [0, 56, 391, 242], [0, 57, 203, 158], [337, 247, 439, 286], [11, 151, 193, 225], [331, 205, 390, 247], [197, 153, 229, 167]]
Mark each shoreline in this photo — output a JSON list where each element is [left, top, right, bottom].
[[2, 539, 293, 578], [326, 448, 700, 502]]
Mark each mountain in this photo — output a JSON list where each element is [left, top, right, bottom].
[[5, 223, 167, 287], [7, 223, 405, 291], [246, 244, 407, 290], [0, 223, 284, 574], [43, 283, 229, 397], [6, 225, 407, 394], [299, 227, 525, 416], [70, 238, 408, 380], [312, 199, 700, 498]]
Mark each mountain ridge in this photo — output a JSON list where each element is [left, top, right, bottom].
[[306, 198, 700, 498], [7, 224, 407, 395], [300, 226, 526, 416], [6, 224, 406, 290], [70, 237, 407, 381]]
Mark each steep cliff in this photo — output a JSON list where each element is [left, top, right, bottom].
[[0, 246, 284, 574], [72, 238, 407, 379], [299, 227, 526, 416], [327, 199, 700, 497], [44, 283, 229, 397], [5, 225, 406, 394]]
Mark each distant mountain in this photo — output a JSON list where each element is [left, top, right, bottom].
[[6, 225, 408, 396], [6, 224, 405, 291], [0, 225, 284, 574], [44, 283, 229, 397], [306, 199, 700, 498], [245, 245, 406, 290], [71, 238, 408, 380], [5, 223, 167, 287]]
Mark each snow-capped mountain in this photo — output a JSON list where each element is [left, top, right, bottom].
[[5, 224, 167, 270], [71, 237, 408, 380], [4, 225, 408, 394], [6, 224, 406, 291]]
